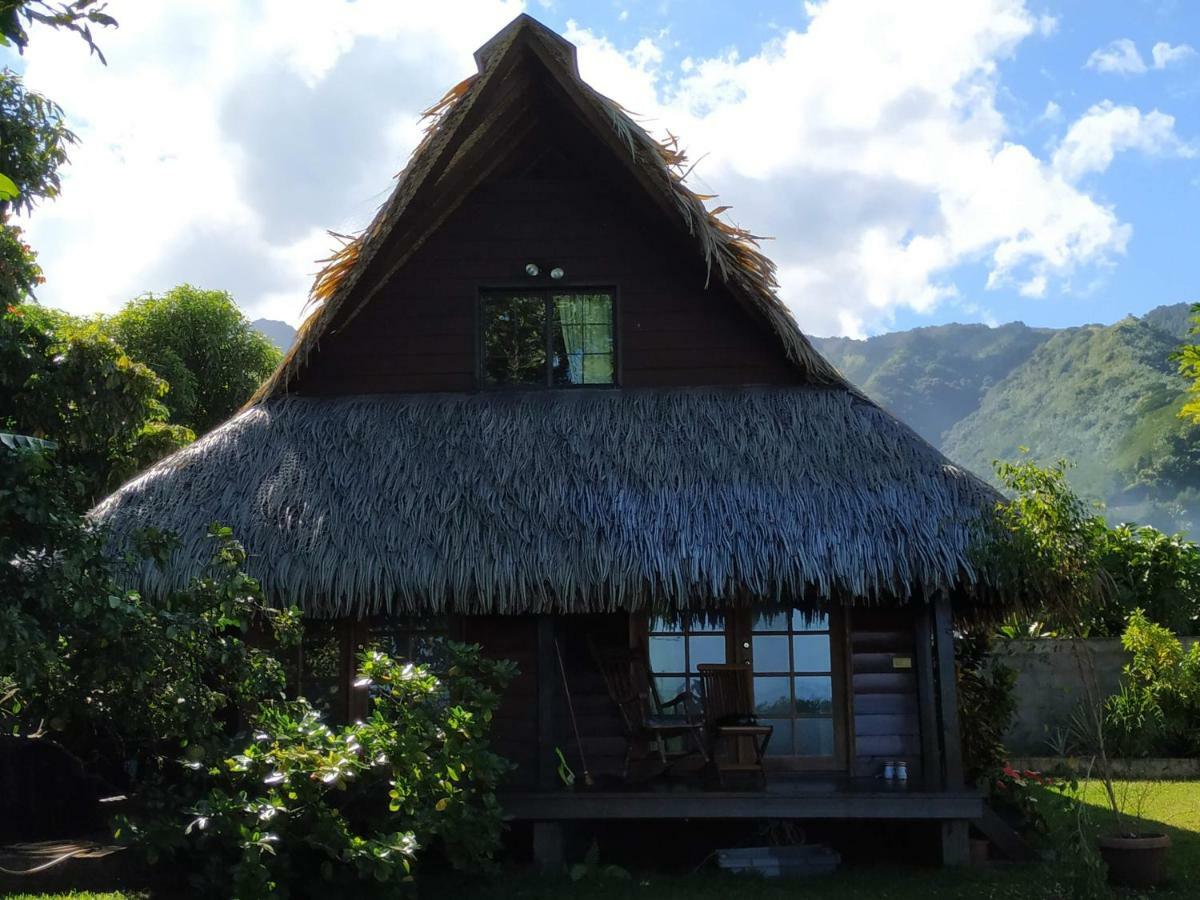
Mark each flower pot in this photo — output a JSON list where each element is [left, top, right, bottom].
[[1097, 833, 1170, 888]]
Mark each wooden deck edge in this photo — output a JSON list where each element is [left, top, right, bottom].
[[499, 791, 983, 821]]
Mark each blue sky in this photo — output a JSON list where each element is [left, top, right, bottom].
[[10, 1, 1200, 337]]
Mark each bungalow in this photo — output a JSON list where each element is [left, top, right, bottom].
[[94, 14, 1009, 868]]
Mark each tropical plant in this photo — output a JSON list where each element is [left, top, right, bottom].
[[151, 644, 515, 898], [1, 303, 192, 501], [983, 455, 1127, 836], [1105, 609, 1200, 758], [0, 68, 76, 301], [0, 0, 116, 62], [102, 286, 282, 434], [1, 435, 301, 784], [956, 630, 1017, 783]]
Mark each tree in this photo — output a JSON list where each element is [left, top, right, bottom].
[[1, 303, 192, 502], [0, 69, 76, 301], [103, 286, 282, 434], [0, 438, 300, 788], [1174, 302, 1200, 425], [0, 0, 116, 63]]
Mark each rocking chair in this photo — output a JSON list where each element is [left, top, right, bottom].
[[591, 645, 709, 781], [696, 663, 773, 787]]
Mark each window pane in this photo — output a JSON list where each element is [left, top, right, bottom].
[[753, 676, 792, 716], [582, 353, 613, 384], [795, 718, 835, 756], [688, 635, 726, 671], [649, 635, 685, 673], [793, 635, 831, 672], [552, 293, 613, 385], [792, 610, 829, 632], [752, 610, 789, 631], [655, 676, 688, 707], [482, 295, 545, 386], [794, 676, 833, 715], [300, 622, 345, 722], [752, 635, 790, 672], [762, 719, 793, 756]]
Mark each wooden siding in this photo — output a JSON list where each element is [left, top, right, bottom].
[[463, 613, 629, 790], [849, 608, 923, 777], [293, 127, 800, 395]]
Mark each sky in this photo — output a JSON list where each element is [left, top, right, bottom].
[[7, 0, 1199, 338]]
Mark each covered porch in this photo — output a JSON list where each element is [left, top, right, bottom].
[[476, 591, 979, 866]]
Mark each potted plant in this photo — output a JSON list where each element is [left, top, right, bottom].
[[985, 458, 1172, 888]]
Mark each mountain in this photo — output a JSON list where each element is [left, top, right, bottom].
[[252, 318, 297, 352], [246, 306, 1200, 530], [813, 303, 1200, 534]]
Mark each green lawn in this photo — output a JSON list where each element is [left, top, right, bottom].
[[11, 781, 1199, 899], [434, 780, 1200, 900]]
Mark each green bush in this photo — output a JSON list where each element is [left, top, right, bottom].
[[1105, 609, 1200, 757], [170, 644, 515, 898], [956, 630, 1018, 783]]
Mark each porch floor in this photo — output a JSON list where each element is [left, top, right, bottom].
[[500, 775, 982, 821]]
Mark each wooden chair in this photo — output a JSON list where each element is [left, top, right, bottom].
[[696, 663, 773, 787], [591, 646, 709, 781]]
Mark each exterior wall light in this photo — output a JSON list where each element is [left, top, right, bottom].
[[524, 263, 540, 277], [550, 267, 565, 280]]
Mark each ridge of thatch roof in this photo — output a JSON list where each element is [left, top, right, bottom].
[[93, 388, 1001, 616], [249, 13, 847, 405]]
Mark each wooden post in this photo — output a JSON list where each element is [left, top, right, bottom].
[[932, 592, 964, 790], [913, 601, 942, 787], [532, 821, 565, 871], [940, 819, 970, 867], [536, 615, 559, 791]]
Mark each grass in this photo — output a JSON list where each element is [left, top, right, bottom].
[[11, 781, 1199, 899], [429, 780, 1200, 900]]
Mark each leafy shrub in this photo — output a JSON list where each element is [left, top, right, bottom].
[[168, 644, 515, 898], [1105, 609, 1200, 757], [1, 439, 300, 784], [956, 630, 1018, 782]]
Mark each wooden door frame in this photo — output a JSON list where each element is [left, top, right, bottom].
[[632, 605, 852, 773]]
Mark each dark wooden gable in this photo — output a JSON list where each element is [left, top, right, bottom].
[[292, 39, 802, 395]]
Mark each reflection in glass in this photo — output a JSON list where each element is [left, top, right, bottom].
[[482, 295, 546, 386], [753, 676, 792, 717], [796, 718, 835, 755], [688, 635, 726, 671], [649, 636, 686, 673], [793, 635, 831, 672], [763, 719, 793, 756], [655, 676, 688, 705], [792, 610, 830, 632], [752, 635, 790, 672], [752, 611, 789, 631], [794, 676, 833, 715], [300, 621, 345, 722]]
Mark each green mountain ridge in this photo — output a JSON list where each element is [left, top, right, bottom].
[[813, 302, 1200, 534], [255, 309, 1200, 531]]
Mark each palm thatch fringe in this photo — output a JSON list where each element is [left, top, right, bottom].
[[93, 388, 1000, 616], [248, 15, 843, 406]]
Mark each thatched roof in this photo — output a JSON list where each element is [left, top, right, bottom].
[[249, 13, 846, 405], [93, 388, 999, 615], [91, 16, 1009, 616]]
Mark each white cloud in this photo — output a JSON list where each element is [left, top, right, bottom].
[[1038, 100, 1062, 123], [573, 1, 1163, 335], [16, 0, 524, 323], [10, 0, 1194, 337], [1151, 41, 1196, 69], [1052, 101, 1194, 182], [1086, 38, 1147, 75]]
